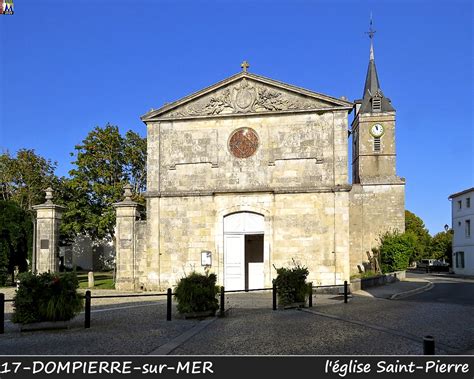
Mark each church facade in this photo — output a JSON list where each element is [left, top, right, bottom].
[[113, 44, 405, 291]]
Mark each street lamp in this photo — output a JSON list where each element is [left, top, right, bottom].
[[444, 224, 449, 232]]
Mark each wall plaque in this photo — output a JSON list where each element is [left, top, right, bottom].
[[40, 239, 49, 249], [229, 128, 259, 158]]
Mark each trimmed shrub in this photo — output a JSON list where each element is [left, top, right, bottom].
[[12, 272, 83, 324], [274, 262, 309, 306], [378, 232, 416, 273], [174, 272, 219, 315]]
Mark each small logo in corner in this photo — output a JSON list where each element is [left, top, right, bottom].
[[1, 0, 14, 15]]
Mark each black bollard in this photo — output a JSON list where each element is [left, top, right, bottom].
[[220, 286, 225, 318], [344, 281, 348, 304], [272, 280, 277, 311], [423, 336, 435, 355], [308, 283, 313, 308], [0, 293, 4, 334], [84, 290, 91, 329], [167, 288, 172, 321]]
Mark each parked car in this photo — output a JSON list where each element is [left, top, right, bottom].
[[417, 259, 449, 272]]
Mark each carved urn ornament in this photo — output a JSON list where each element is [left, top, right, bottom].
[[44, 187, 54, 204], [229, 128, 259, 158]]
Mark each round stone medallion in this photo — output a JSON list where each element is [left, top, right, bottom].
[[228, 128, 259, 158]]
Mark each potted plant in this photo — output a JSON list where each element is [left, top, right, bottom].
[[174, 272, 219, 318], [12, 272, 83, 330], [274, 262, 309, 309]]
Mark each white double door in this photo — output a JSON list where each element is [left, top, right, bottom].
[[224, 234, 246, 291], [223, 212, 265, 291]]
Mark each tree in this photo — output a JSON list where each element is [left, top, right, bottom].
[[377, 231, 417, 273], [0, 149, 57, 210], [0, 150, 57, 266], [123, 130, 147, 196], [430, 229, 453, 263], [66, 124, 146, 242], [0, 201, 31, 285], [405, 210, 431, 262]]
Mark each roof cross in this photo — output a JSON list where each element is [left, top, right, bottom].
[[365, 13, 376, 40], [241, 60, 250, 72]]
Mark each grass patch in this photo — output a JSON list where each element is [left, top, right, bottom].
[[350, 270, 380, 280], [77, 271, 115, 289]]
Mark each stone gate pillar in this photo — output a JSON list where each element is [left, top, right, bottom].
[[32, 187, 65, 273], [113, 183, 140, 291]]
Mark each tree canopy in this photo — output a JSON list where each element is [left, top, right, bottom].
[[0, 200, 31, 285], [430, 229, 453, 263], [65, 124, 146, 242], [0, 149, 57, 210], [404, 210, 432, 262]]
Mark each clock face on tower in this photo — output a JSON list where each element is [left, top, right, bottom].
[[370, 123, 385, 138]]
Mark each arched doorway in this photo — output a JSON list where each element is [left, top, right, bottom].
[[224, 212, 264, 291]]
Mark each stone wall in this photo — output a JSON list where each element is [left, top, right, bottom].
[[140, 190, 350, 289], [146, 111, 348, 196], [349, 183, 405, 273], [140, 108, 352, 290]]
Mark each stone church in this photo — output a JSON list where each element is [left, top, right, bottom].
[[109, 38, 405, 291]]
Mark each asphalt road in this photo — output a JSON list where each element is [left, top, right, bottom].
[[405, 271, 474, 306]]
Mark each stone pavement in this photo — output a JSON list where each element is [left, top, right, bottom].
[[1, 278, 471, 355]]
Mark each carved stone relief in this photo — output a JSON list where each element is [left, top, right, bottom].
[[164, 79, 327, 118]]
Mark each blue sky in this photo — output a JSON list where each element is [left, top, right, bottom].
[[0, 0, 472, 235]]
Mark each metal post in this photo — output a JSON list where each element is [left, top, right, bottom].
[[167, 288, 172, 321], [84, 290, 91, 329], [220, 286, 225, 317], [423, 336, 435, 355], [272, 280, 277, 311], [0, 293, 4, 334], [308, 283, 313, 308], [344, 280, 348, 304]]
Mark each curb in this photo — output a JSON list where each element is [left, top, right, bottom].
[[390, 281, 434, 300]]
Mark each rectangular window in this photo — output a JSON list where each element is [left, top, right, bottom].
[[466, 219, 471, 238], [456, 252, 465, 268], [467, 197, 471, 208], [374, 137, 381, 152], [458, 200, 462, 210]]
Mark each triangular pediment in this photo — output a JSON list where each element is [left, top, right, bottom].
[[141, 72, 353, 122]]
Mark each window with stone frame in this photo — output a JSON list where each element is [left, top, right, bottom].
[[467, 197, 471, 208], [466, 219, 471, 238]]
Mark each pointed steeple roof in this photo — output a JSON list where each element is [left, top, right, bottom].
[[358, 20, 395, 114]]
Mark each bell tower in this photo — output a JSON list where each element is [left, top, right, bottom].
[[352, 21, 398, 184], [349, 18, 405, 276]]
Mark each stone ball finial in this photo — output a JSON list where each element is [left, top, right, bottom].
[[123, 183, 133, 201], [45, 187, 54, 204]]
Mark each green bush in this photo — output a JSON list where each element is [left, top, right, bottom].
[[378, 232, 416, 273], [274, 262, 309, 306], [350, 270, 378, 280], [12, 272, 83, 324], [174, 272, 219, 314]]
